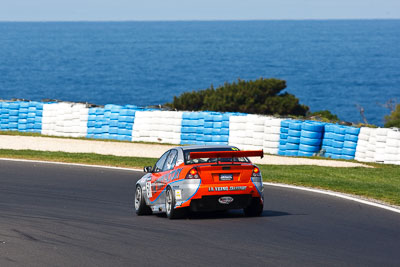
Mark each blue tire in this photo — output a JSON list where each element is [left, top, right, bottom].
[[302, 122, 324, 132], [322, 139, 332, 147], [9, 103, 20, 110], [204, 122, 213, 128], [286, 143, 299, 150], [299, 144, 320, 152], [203, 128, 212, 135], [220, 128, 229, 135], [279, 140, 288, 145], [281, 120, 290, 128], [285, 150, 298, 156], [220, 135, 229, 142], [324, 132, 334, 139], [280, 133, 288, 140], [345, 127, 360, 135], [203, 135, 212, 142], [331, 153, 342, 159], [213, 122, 222, 128], [9, 110, 18, 116], [301, 130, 323, 139], [331, 147, 342, 154], [332, 133, 345, 142], [289, 122, 302, 130], [298, 151, 314, 157], [324, 124, 335, 133], [280, 127, 289, 134], [287, 136, 300, 144], [182, 112, 192, 120], [343, 141, 357, 149], [342, 148, 356, 156], [278, 144, 286, 150], [334, 126, 346, 135], [278, 150, 286, 156], [331, 140, 344, 148], [212, 129, 220, 135], [300, 137, 322, 146], [344, 134, 358, 142], [288, 129, 301, 137]]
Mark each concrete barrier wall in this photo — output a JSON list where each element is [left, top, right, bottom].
[[1, 100, 399, 165]]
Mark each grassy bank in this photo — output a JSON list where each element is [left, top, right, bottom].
[[260, 164, 400, 206], [0, 149, 156, 169], [0, 149, 399, 206]]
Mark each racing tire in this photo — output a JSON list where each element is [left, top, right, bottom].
[[165, 187, 186, 219], [135, 185, 152, 215], [244, 198, 263, 217]]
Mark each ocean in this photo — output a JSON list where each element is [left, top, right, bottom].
[[0, 20, 399, 126]]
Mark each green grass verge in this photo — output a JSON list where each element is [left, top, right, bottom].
[[0, 149, 157, 169], [0, 149, 399, 206], [0, 131, 176, 146], [260, 164, 400, 206]]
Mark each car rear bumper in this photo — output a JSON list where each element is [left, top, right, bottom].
[[172, 178, 263, 209], [189, 194, 254, 211]]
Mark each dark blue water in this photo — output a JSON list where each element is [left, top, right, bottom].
[[0, 20, 399, 126]]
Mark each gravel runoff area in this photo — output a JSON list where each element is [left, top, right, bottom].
[[0, 135, 370, 168]]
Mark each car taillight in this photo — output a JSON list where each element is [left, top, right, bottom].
[[252, 167, 261, 177], [186, 168, 200, 179]]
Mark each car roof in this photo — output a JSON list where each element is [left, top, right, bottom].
[[176, 145, 236, 151]]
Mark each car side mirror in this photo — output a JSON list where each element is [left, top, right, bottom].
[[144, 166, 153, 173]]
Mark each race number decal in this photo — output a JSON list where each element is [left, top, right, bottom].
[[146, 181, 152, 198]]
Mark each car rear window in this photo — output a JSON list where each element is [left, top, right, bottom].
[[184, 147, 250, 165]]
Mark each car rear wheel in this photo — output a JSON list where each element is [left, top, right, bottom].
[[135, 185, 152, 215], [165, 187, 186, 219], [244, 197, 263, 217]]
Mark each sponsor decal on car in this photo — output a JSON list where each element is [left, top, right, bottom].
[[218, 196, 234, 204], [175, 189, 182, 200], [208, 186, 247, 192]]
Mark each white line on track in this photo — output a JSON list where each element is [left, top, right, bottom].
[[1, 157, 399, 214]]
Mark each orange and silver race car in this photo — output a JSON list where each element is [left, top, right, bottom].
[[134, 145, 264, 219]]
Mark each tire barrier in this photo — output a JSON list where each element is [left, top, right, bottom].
[[278, 119, 290, 156], [228, 114, 265, 150], [355, 127, 400, 164], [298, 121, 324, 157], [283, 120, 302, 156], [355, 127, 376, 162], [182, 111, 232, 146], [42, 103, 88, 137], [322, 124, 360, 160], [132, 110, 182, 144], [87, 104, 141, 141], [0, 101, 43, 133], [263, 118, 282, 155], [385, 129, 400, 165], [1, 100, 399, 165]]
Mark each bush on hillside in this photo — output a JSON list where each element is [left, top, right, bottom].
[[307, 110, 340, 123], [166, 78, 309, 116], [384, 104, 400, 128]]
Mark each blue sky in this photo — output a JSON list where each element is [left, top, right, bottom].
[[1, 0, 399, 21]]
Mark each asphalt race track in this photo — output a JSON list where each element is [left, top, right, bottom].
[[1, 160, 399, 266]]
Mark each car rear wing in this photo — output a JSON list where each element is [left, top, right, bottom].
[[189, 150, 264, 159]]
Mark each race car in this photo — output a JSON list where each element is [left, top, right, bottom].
[[134, 145, 264, 219]]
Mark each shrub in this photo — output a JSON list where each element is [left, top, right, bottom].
[[307, 110, 340, 123], [166, 78, 309, 116], [384, 104, 400, 128]]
